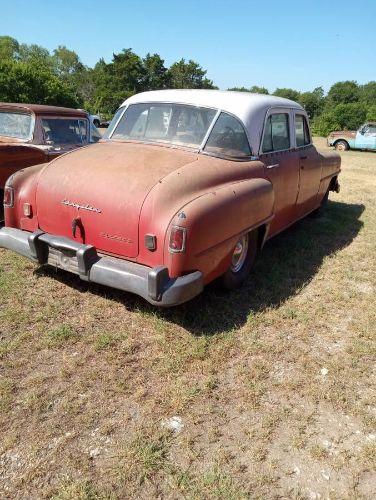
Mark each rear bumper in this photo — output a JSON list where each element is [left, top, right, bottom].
[[0, 227, 203, 306]]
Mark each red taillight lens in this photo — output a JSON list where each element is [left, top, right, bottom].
[[169, 226, 186, 253], [3, 186, 14, 207]]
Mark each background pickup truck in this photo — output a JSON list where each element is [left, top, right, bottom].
[[0, 103, 101, 194], [327, 122, 376, 151]]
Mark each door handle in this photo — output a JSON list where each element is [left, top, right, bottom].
[[266, 163, 280, 169], [300, 155, 308, 160]]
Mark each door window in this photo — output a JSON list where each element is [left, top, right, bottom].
[[295, 114, 311, 147], [363, 124, 376, 135], [262, 113, 290, 153], [204, 112, 251, 157]]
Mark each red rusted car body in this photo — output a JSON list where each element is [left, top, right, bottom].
[[0, 91, 341, 306], [0, 103, 99, 192]]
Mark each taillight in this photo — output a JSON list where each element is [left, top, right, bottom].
[[169, 226, 186, 253], [3, 186, 14, 207]]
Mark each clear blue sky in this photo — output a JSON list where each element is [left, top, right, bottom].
[[1, 0, 375, 92]]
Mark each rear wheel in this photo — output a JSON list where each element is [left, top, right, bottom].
[[335, 140, 349, 151], [220, 230, 258, 290]]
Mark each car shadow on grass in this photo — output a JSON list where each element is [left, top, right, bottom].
[[35, 200, 364, 336]]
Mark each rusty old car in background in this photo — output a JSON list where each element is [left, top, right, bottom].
[[0, 103, 100, 195], [0, 90, 341, 306], [327, 122, 376, 151]]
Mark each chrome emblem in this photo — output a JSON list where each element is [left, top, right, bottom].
[[100, 232, 133, 244], [61, 199, 101, 213]]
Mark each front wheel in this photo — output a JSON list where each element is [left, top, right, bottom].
[[335, 140, 349, 151], [220, 230, 258, 290]]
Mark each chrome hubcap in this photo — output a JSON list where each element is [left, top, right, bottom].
[[231, 235, 248, 273]]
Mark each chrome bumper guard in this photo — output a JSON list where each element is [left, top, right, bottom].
[[0, 228, 203, 306]]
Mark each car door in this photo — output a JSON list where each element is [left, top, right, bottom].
[[294, 112, 322, 216], [355, 124, 376, 150], [259, 108, 300, 236]]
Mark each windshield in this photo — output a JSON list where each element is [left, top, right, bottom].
[[41, 118, 89, 145], [0, 111, 33, 140], [110, 103, 217, 149]]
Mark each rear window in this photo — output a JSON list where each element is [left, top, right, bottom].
[[41, 118, 88, 145], [0, 111, 33, 140], [204, 112, 251, 158], [110, 103, 217, 149]]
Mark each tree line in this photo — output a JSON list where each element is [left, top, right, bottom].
[[0, 36, 375, 136]]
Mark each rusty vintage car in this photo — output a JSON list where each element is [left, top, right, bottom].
[[0, 103, 100, 194], [0, 90, 341, 306], [327, 122, 376, 151]]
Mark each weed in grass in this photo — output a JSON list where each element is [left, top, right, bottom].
[[51, 480, 116, 500], [0, 377, 15, 412], [95, 333, 118, 350], [116, 429, 172, 486], [310, 444, 329, 460], [46, 324, 77, 346]]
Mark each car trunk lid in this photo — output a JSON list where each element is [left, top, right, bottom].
[[35, 141, 197, 258]]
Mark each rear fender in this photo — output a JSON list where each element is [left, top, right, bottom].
[[317, 151, 341, 201], [165, 178, 274, 281], [4, 163, 48, 230]]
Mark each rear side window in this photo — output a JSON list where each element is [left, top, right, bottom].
[[295, 114, 311, 147], [262, 113, 290, 153], [0, 111, 33, 140], [204, 112, 251, 158]]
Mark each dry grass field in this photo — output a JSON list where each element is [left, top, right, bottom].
[[0, 138, 375, 499]]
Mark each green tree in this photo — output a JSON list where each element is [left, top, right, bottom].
[[312, 102, 367, 136], [228, 86, 269, 94], [0, 60, 78, 107], [366, 105, 376, 121], [273, 88, 300, 101], [168, 59, 215, 89], [359, 81, 376, 105], [52, 45, 85, 79], [327, 80, 359, 105], [18, 43, 52, 70], [249, 85, 269, 94], [142, 53, 168, 90], [0, 36, 19, 60], [298, 87, 325, 119], [227, 86, 250, 92]]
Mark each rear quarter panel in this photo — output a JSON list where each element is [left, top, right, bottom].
[[317, 150, 341, 200], [138, 155, 273, 280]]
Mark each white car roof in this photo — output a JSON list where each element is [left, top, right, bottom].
[[121, 89, 305, 154]]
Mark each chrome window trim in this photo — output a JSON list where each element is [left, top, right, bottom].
[[107, 105, 128, 140], [259, 107, 294, 155], [199, 108, 221, 150]]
